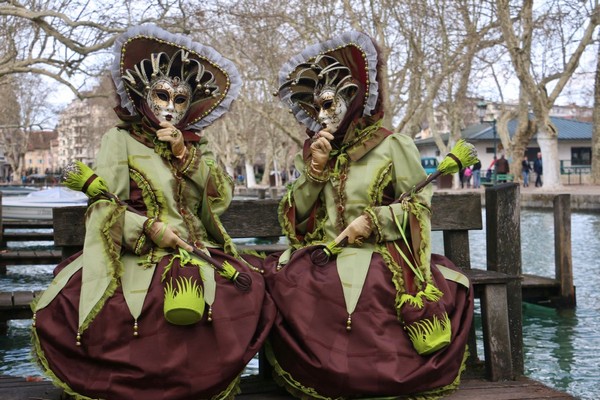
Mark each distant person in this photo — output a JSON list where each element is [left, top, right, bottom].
[[463, 166, 472, 188], [486, 156, 497, 182], [534, 152, 543, 187], [472, 160, 482, 188], [495, 154, 509, 182], [521, 156, 531, 187]]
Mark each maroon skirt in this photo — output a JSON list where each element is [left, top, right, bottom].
[[263, 250, 473, 399], [33, 250, 276, 400]]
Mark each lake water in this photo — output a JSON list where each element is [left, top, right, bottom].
[[1, 209, 599, 399]]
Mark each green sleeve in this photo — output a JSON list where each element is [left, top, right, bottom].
[[291, 152, 327, 223], [94, 128, 151, 254], [369, 133, 432, 243]]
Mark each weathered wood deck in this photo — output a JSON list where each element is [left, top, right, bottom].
[[0, 375, 576, 400], [0, 185, 579, 399]]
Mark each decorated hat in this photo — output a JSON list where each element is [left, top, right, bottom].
[[111, 24, 241, 131], [275, 31, 380, 133]]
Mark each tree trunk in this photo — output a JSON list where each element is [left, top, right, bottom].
[[592, 34, 600, 184], [245, 161, 257, 188], [537, 129, 561, 188]]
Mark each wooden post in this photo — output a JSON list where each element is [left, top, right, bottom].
[[436, 192, 482, 368], [554, 194, 576, 307], [485, 182, 523, 377], [52, 206, 87, 259], [0, 191, 5, 274]]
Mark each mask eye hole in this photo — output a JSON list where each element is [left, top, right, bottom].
[[155, 91, 169, 102], [321, 100, 333, 110], [174, 95, 188, 104]]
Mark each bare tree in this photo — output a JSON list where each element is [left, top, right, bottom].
[[496, 0, 600, 188], [0, 74, 55, 182], [0, 0, 186, 98], [593, 30, 600, 184]]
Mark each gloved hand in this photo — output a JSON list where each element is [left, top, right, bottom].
[[335, 214, 373, 245], [157, 121, 187, 159], [309, 129, 334, 174], [147, 220, 193, 251]]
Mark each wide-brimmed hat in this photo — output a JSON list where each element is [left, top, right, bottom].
[[276, 31, 380, 133], [111, 24, 241, 131]]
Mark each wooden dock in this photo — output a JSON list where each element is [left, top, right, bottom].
[[0, 184, 579, 399], [0, 374, 576, 400]]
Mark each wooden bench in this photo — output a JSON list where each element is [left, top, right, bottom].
[[481, 172, 515, 186], [0, 185, 523, 384]]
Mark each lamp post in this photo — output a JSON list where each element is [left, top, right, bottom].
[[476, 101, 497, 184]]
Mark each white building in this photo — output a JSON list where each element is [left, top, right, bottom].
[[56, 98, 109, 169]]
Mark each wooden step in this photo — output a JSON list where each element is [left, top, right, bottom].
[[1, 231, 55, 242], [0, 249, 62, 265]]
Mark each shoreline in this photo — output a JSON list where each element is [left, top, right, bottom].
[[436, 183, 600, 212]]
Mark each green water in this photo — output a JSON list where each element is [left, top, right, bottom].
[[1, 210, 599, 399]]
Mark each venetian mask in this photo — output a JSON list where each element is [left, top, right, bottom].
[[315, 88, 349, 133], [146, 77, 192, 125]]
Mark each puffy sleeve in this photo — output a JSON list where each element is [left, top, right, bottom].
[[94, 128, 149, 255], [367, 133, 432, 244]]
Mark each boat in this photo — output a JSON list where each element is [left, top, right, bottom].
[[1, 186, 88, 221]]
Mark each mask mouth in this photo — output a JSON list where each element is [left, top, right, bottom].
[[165, 114, 173, 122]]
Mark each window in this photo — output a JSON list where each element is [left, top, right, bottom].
[[571, 147, 591, 166]]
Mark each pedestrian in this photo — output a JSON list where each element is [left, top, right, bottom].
[[534, 152, 543, 187], [265, 30, 473, 399], [521, 155, 531, 187], [495, 154, 510, 182], [463, 166, 472, 188], [472, 159, 482, 188]]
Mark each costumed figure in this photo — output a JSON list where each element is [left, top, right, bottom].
[[31, 24, 275, 400], [264, 31, 474, 399]]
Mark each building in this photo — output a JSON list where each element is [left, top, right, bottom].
[[24, 130, 59, 181], [415, 115, 592, 184], [56, 98, 109, 169]]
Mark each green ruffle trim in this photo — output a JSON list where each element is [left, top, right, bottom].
[[32, 325, 242, 400], [206, 161, 239, 258], [31, 327, 97, 400], [79, 203, 126, 333], [129, 165, 165, 219], [265, 340, 340, 400], [378, 245, 408, 310], [265, 339, 470, 400]]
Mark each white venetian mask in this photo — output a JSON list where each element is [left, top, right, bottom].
[[146, 77, 192, 125], [315, 88, 349, 133]]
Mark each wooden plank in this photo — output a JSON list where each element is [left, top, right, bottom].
[[0, 249, 62, 265], [52, 192, 484, 248], [0, 376, 575, 400], [2, 221, 54, 229], [431, 192, 483, 231], [480, 283, 513, 381], [1, 231, 55, 241]]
